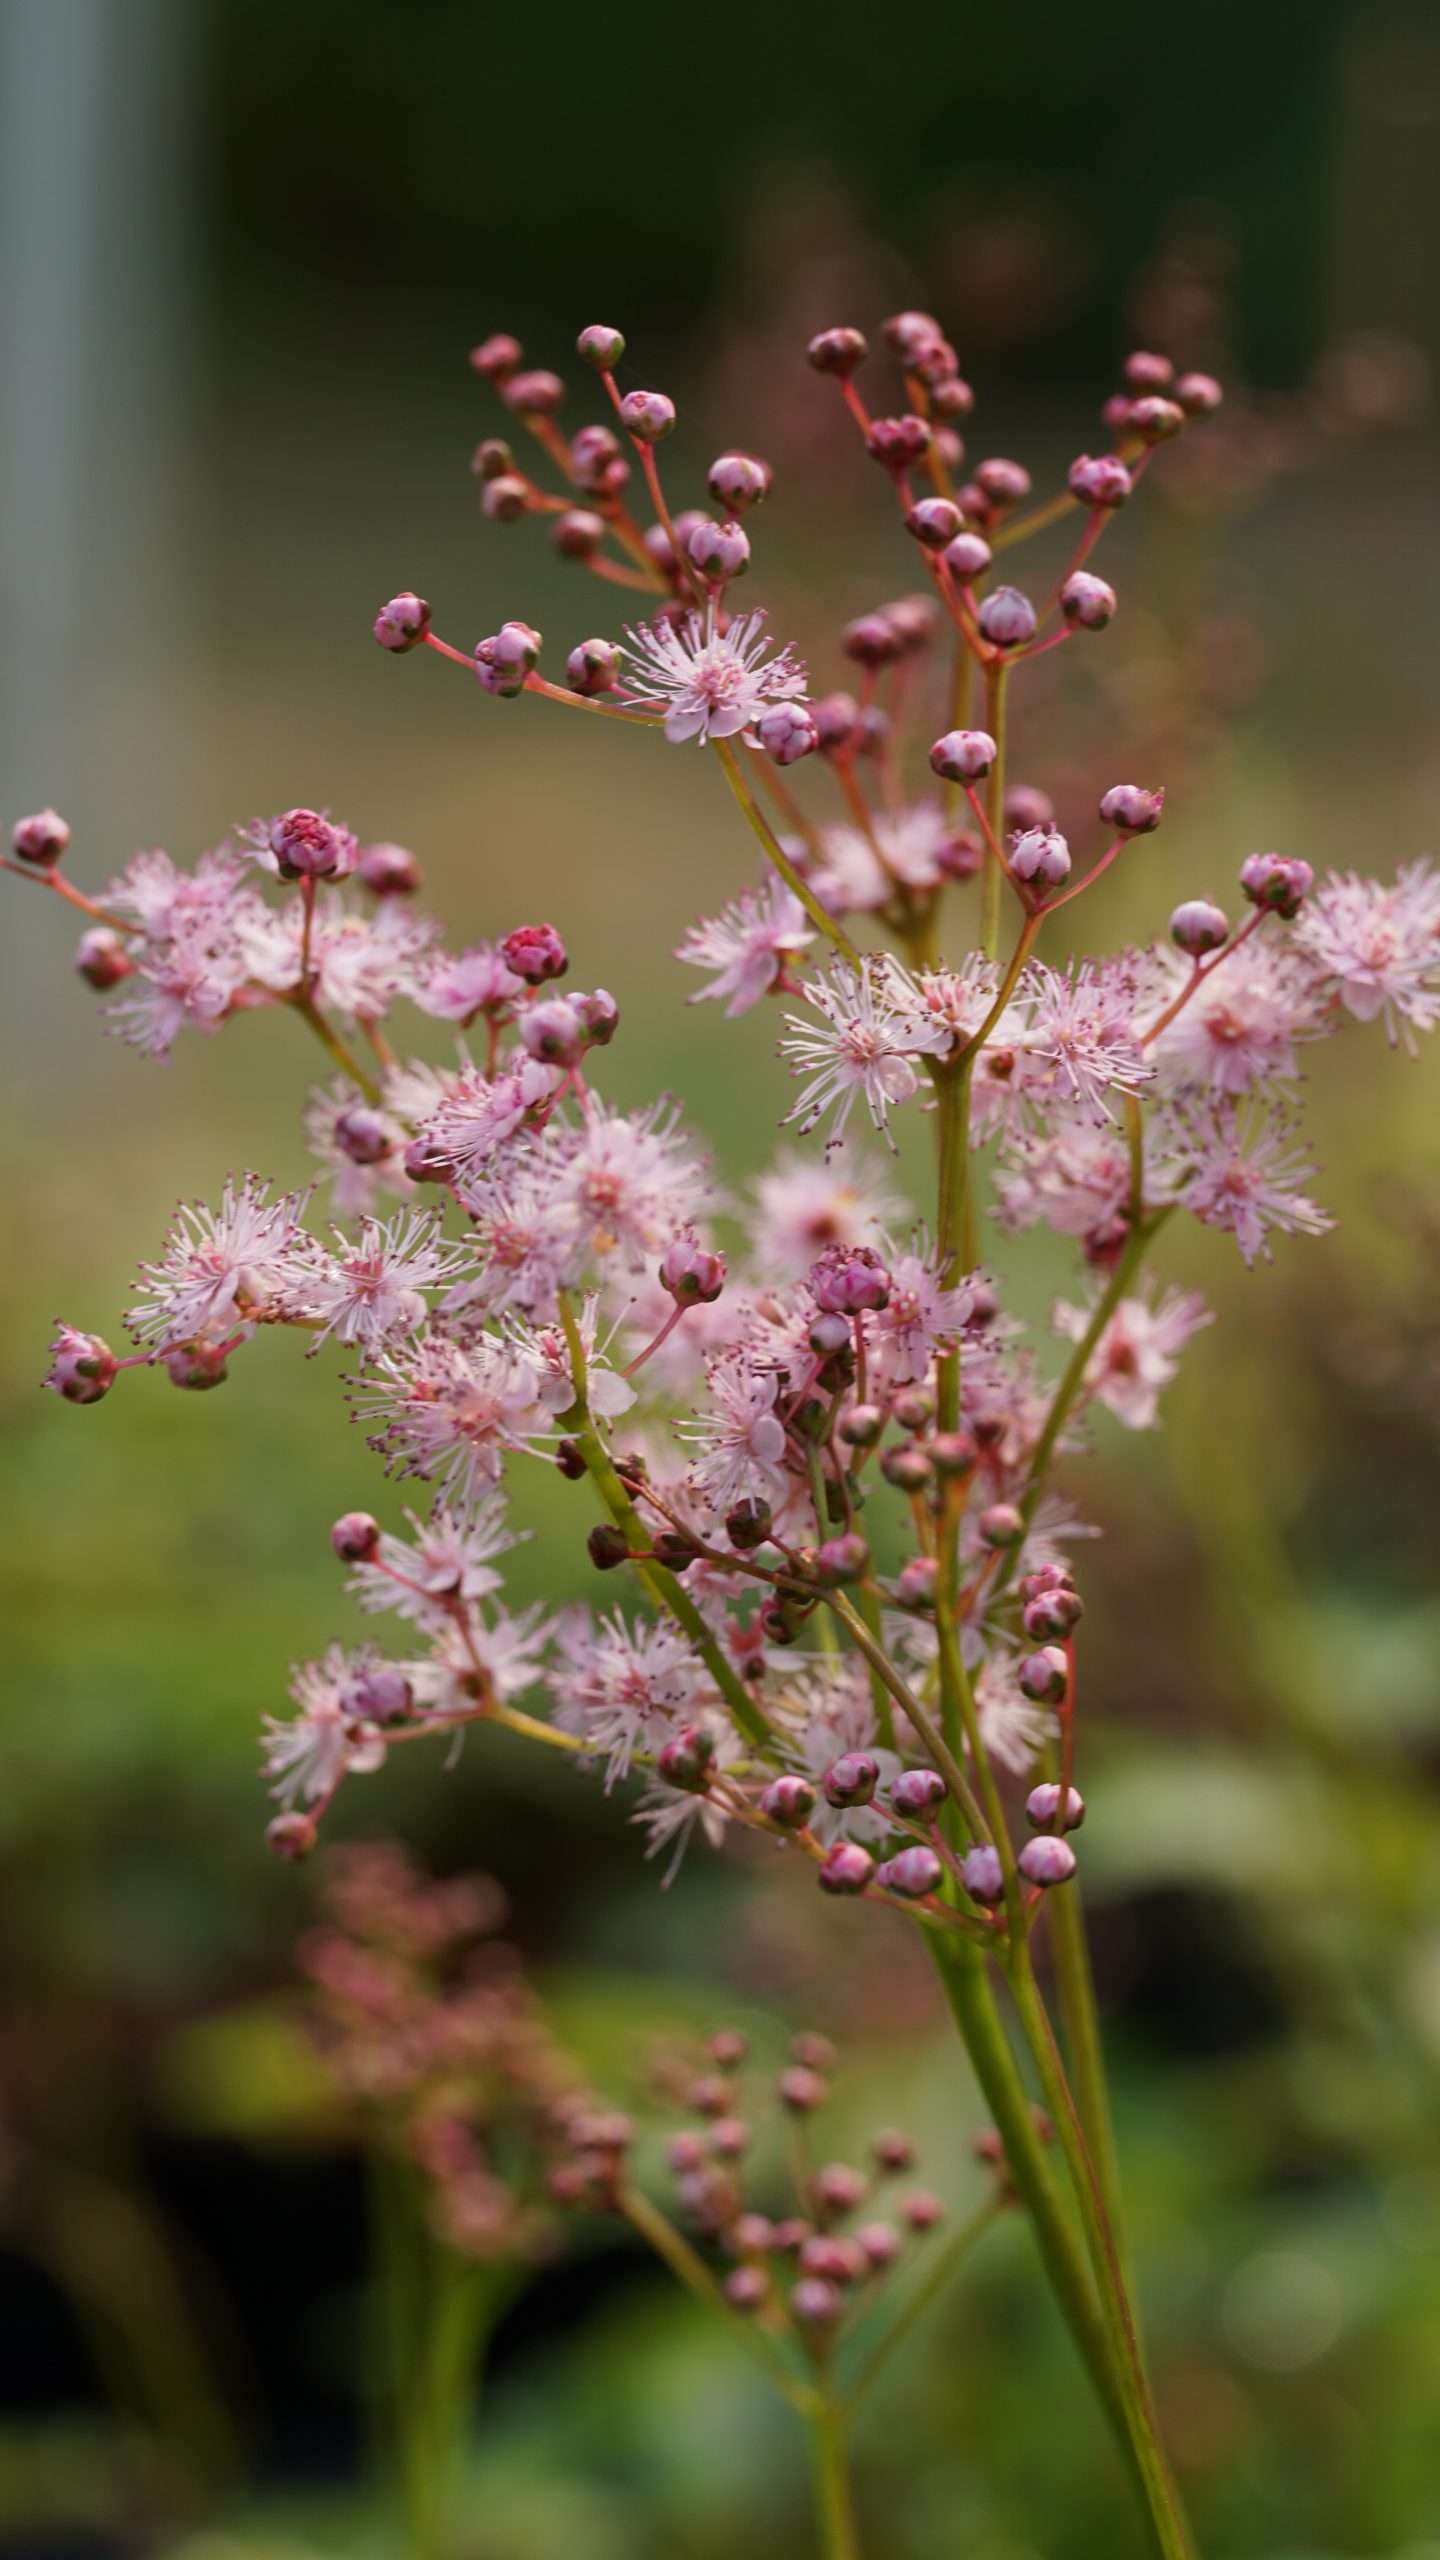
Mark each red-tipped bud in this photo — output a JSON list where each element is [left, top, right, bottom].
[[929, 727, 997, 783], [977, 585, 1038, 649], [806, 326, 867, 377], [266, 1811, 318, 1860], [657, 1724, 717, 1792], [13, 806, 70, 866], [823, 1752, 879, 1808], [1171, 898, 1229, 957], [865, 414, 932, 472], [520, 996, 587, 1068], [941, 531, 992, 584], [1099, 783, 1164, 835], [357, 840, 422, 895], [660, 1234, 727, 1305], [469, 333, 521, 379], [762, 1775, 817, 1831], [879, 1845, 944, 1899], [500, 922, 568, 983], [756, 701, 818, 765], [906, 496, 964, 549], [1026, 1782, 1086, 1832], [269, 807, 355, 881], [1128, 395, 1185, 443], [372, 591, 432, 656], [1010, 825, 1072, 894], [45, 1322, 117, 1404], [331, 1510, 380, 1562], [74, 927, 132, 990], [688, 516, 750, 582], [818, 1843, 875, 1897], [1239, 851, 1313, 919], [1018, 1834, 1078, 1887], [1068, 453, 1133, 509], [566, 637, 622, 697], [707, 450, 771, 513], [1061, 571, 1117, 630], [619, 388, 675, 442], [1017, 1646, 1069, 1703], [577, 324, 625, 371], [890, 1767, 947, 1816], [974, 456, 1032, 508], [810, 1244, 891, 1314]]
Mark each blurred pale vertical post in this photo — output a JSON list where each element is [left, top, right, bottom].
[[0, 0, 202, 1024]]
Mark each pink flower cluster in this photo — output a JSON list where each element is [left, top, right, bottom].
[[14, 306, 1438, 1959]]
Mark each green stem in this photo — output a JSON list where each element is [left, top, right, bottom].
[[1006, 1948, 1196, 2560], [289, 989, 382, 1102], [1045, 1857, 1129, 2263], [842, 2194, 1000, 2408], [806, 2386, 862, 2560], [621, 2186, 813, 2409], [1017, 1210, 1169, 1525], [981, 662, 1009, 963], [556, 1294, 774, 1750], [712, 735, 861, 966]]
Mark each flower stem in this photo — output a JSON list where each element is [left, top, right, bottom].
[[805, 2385, 863, 2560], [842, 2193, 1001, 2407], [288, 989, 381, 1102], [1045, 1865, 1129, 2257], [981, 662, 1010, 963], [712, 736, 861, 966]]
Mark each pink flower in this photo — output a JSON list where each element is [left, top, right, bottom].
[[682, 1352, 790, 1518], [1165, 1102, 1332, 1264], [746, 1147, 902, 1280], [619, 605, 808, 745], [1294, 861, 1440, 1048], [1149, 942, 1315, 1094], [127, 1175, 311, 1346], [1053, 1284, 1212, 1429], [550, 1610, 703, 1785], [302, 1209, 472, 1353], [783, 959, 951, 1151], [262, 1645, 389, 1803], [676, 877, 814, 1015]]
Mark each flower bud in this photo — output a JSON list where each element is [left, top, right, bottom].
[[807, 1310, 851, 1359], [890, 1767, 947, 1818], [1068, 453, 1133, 509], [1061, 571, 1117, 631], [823, 1752, 879, 1808], [501, 367, 564, 418], [977, 586, 1038, 649], [668, 2130, 706, 2173], [163, 1341, 230, 1390], [12, 806, 71, 867], [814, 1533, 870, 1588], [520, 997, 586, 1068], [961, 1845, 1005, 1905], [779, 2064, 828, 2112], [872, 2130, 915, 2174], [707, 450, 772, 513], [553, 508, 606, 562], [879, 1845, 944, 1899], [818, 1843, 874, 1896], [906, 496, 964, 549], [881, 1444, 933, 1492], [978, 1502, 1024, 1549], [270, 807, 354, 881], [587, 1524, 631, 1571], [657, 1724, 717, 1792], [975, 456, 1032, 508], [570, 420, 622, 480], [812, 692, 862, 756], [756, 701, 818, 765], [1021, 1584, 1084, 1640], [334, 1103, 391, 1165], [711, 2027, 748, 2069], [358, 840, 422, 895], [929, 1431, 977, 1481], [1128, 395, 1185, 443], [1174, 370, 1224, 417], [1239, 851, 1313, 919], [469, 333, 521, 379], [660, 1233, 726, 1305], [902, 2190, 945, 2232], [857, 2219, 900, 2268], [894, 1558, 938, 1610], [813, 2161, 866, 2218], [939, 531, 991, 585], [726, 1496, 772, 1551], [349, 1662, 413, 1724], [759, 1775, 814, 1833], [567, 637, 622, 697], [480, 475, 530, 524], [791, 2276, 844, 2327], [1099, 783, 1164, 835], [472, 437, 517, 481], [402, 1137, 447, 1184], [577, 323, 625, 371], [331, 1510, 381, 1562], [1009, 826, 1072, 894], [892, 1386, 935, 1430], [837, 1402, 883, 1448], [1124, 349, 1175, 391], [74, 927, 132, 990], [841, 611, 904, 669], [45, 1322, 117, 1404], [266, 1811, 317, 1860], [710, 2115, 749, 2159], [619, 388, 676, 442], [865, 415, 932, 472], [1018, 1834, 1078, 1887], [1017, 1646, 1069, 1703], [883, 308, 943, 359], [555, 1438, 587, 1481], [725, 2266, 768, 2312], [1026, 1782, 1086, 1832], [500, 922, 568, 983], [373, 591, 432, 653], [806, 326, 868, 377], [475, 619, 542, 693], [929, 727, 997, 783], [688, 516, 750, 583], [653, 1529, 701, 1571], [1170, 898, 1229, 957], [810, 1244, 891, 1314]]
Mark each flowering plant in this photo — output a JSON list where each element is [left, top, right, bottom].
[[12, 304, 1438, 2558]]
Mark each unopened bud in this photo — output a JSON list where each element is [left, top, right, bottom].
[[929, 727, 997, 783], [1018, 1647, 1069, 1703], [726, 1496, 772, 1551], [707, 450, 771, 513], [756, 700, 818, 765], [879, 1845, 944, 1899], [1170, 898, 1229, 957], [1010, 826, 1072, 893], [1099, 783, 1164, 835], [553, 508, 606, 562], [807, 326, 868, 377], [266, 1811, 317, 1860], [480, 474, 529, 524], [837, 1402, 884, 1448], [894, 1558, 938, 1609], [619, 388, 676, 442], [1174, 370, 1224, 417], [502, 367, 564, 418], [1068, 453, 1133, 509], [1128, 395, 1185, 443], [975, 456, 1032, 508], [791, 2276, 844, 2327], [902, 2190, 945, 2232], [810, 1244, 891, 1314], [823, 1752, 879, 1808], [890, 1766, 946, 1816], [657, 1724, 717, 1792], [906, 496, 964, 549], [1061, 571, 1117, 630], [961, 1845, 1005, 1905], [331, 1510, 380, 1562], [1026, 1782, 1086, 1832], [373, 592, 432, 653], [500, 922, 567, 982], [818, 1843, 874, 1896], [334, 1103, 391, 1165], [567, 637, 622, 697], [660, 1233, 726, 1305], [45, 1322, 117, 1405], [74, 927, 131, 990], [1124, 349, 1175, 391], [978, 1502, 1024, 1549], [1239, 851, 1313, 919], [12, 807, 71, 867], [780, 2064, 828, 2112], [814, 1533, 870, 1588], [942, 530, 993, 582], [688, 517, 750, 582], [587, 1524, 631, 1571], [865, 414, 932, 472], [358, 840, 422, 895], [520, 997, 586, 1068], [469, 333, 521, 380], [881, 1444, 933, 1492], [577, 323, 625, 371], [1018, 1834, 1078, 1887], [977, 586, 1038, 649]]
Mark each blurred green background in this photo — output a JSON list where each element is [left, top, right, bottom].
[[2, 0, 1440, 2552]]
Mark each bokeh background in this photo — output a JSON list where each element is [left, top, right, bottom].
[[3, 1, 1440, 2553]]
